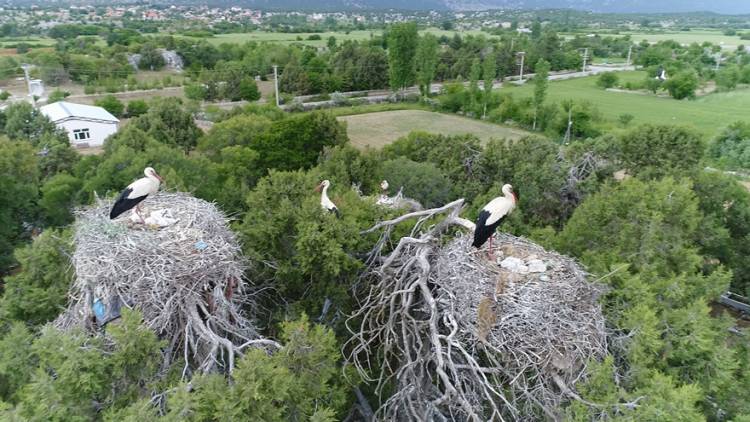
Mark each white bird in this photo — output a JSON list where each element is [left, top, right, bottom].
[[473, 184, 518, 253], [380, 180, 389, 193], [110, 167, 163, 222], [315, 179, 340, 217]]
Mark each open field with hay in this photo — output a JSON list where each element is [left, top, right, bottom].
[[338, 109, 533, 149]]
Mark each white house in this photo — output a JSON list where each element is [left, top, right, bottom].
[[40, 101, 119, 148]]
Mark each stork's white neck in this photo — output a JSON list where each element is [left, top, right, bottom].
[[502, 186, 516, 204]]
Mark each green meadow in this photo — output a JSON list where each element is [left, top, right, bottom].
[[187, 28, 493, 48], [502, 71, 750, 138], [616, 29, 744, 48]]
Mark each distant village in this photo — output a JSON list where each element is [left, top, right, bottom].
[[0, 3, 705, 33]]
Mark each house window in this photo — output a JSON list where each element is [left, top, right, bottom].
[[73, 128, 91, 141]]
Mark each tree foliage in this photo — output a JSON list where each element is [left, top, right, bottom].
[[710, 121, 750, 170], [0, 138, 39, 273], [664, 69, 699, 100], [415, 34, 438, 97], [596, 71, 619, 89], [95, 95, 125, 118], [388, 23, 418, 91], [617, 124, 705, 180]]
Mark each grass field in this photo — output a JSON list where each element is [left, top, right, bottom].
[[187, 28, 493, 48], [617, 30, 743, 48], [502, 70, 750, 138], [0, 36, 57, 48], [339, 110, 532, 149]]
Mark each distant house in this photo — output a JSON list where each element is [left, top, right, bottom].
[[40, 101, 119, 148]]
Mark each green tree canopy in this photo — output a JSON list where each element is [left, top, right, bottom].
[[0, 138, 39, 273], [387, 22, 418, 91], [664, 69, 699, 100], [415, 34, 438, 97], [617, 124, 705, 180]]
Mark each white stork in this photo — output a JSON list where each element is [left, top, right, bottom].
[[315, 180, 340, 217], [110, 167, 163, 222], [472, 184, 517, 254], [380, 180, 389, 193]]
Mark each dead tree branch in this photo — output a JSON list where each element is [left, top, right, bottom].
[[347, 201, 609, 421]]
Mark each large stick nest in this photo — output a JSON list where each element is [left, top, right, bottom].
[[347, 199, 608, 421], [55, 192, 275, 375]]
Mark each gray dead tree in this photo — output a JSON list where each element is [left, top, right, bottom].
[[346, 199, 609, 421]]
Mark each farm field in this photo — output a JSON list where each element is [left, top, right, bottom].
[[338, 109, 532, 149], [0, 36, 57, 48], [185, 28, 492, 47], [502, 71, 750, 137], [618, 30, 743, 48]]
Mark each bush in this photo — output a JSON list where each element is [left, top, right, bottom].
[[94, 95, 125, 117], [126, 100, 149, 117], [83, 84, 97, 95], [307, 34, 322, 41], [0, 91, 11, 101], [739, 66, 750, 84], [716, 65, 740, 91], [239, 78, 261, 101], [596, 72, 619, 89], [618, 113, 634, 127], [664, 70, 699, 100], [184, 83, 206, 101], [330, 92, 349, 106], [46, 89, 70, 103]]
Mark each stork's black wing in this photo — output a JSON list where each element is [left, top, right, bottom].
[[472, 210, 503, 248], [109, 187, 148, 219]]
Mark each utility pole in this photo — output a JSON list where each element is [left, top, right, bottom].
[[273, 64, 280, 108], [626, 45, 633, 67], [518, 51, 526, 82], [581, 48, 589, 73], [715, 54, 722, 71]]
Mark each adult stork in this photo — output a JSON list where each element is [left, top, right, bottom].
[[110, 167, 163, 222], [472, 184, 517, 255], [315, 180, 340, 217]]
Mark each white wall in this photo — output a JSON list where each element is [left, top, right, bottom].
[[56, 119, 118, 148]]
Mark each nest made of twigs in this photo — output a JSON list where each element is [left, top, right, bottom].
[[55, 191, 273, 375], [347, 199, 608, 421]]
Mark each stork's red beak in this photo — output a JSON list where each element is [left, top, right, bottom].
[[314, 182, 324, 193], [155, 173, 164, 183]]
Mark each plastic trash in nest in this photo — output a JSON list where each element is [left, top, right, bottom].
[[130, 208, 179, 227], [194, 240, 208, 251], [92, 296, 123, 327]]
